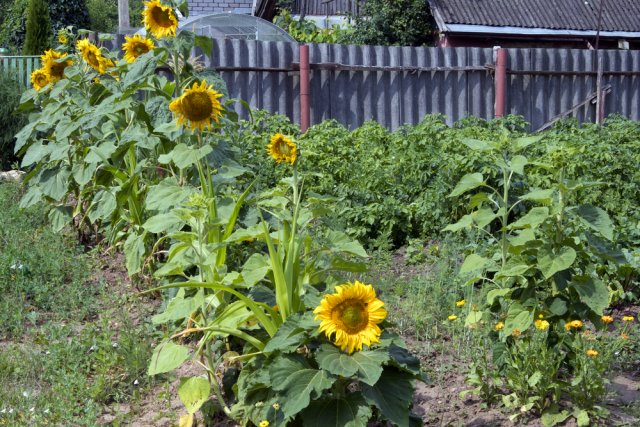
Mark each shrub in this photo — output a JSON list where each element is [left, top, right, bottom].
[[348, 0, 436, 46], [22, 0, 51, 54], [86, 0, 118, 33], [0, 0, 27, 53], [48, 0, 90, 33], [0, 70, 26, 169]]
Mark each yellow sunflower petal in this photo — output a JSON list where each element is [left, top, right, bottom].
[[40, 49, 73, 82], [143, 1, 178, 38], [76, 39, 113, 74], [31, 68, 50, 91], [314, 280, 386, 354], [267, 133, 297, 165], [169, 80, 224, 131], [122, 34, 155, 63]]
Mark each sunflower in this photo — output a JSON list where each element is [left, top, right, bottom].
[[267, 133, 297, 165], [314, 281, 387, 354], [122, 34, 155, 63], [58, 33, 68, 45], [143, 1, 178, 38], [31, 68, 49, 91], [76, 39, 113, 74], [169, 80, 224, 131], [40, 49, 72, 82]]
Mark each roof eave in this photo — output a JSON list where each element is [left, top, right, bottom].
[[444, 24, 640, 39]]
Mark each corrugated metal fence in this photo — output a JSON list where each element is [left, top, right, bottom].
[[0, 55, 40, 88], [203, 39, 640, 130]]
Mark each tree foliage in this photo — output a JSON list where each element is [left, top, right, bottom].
[[349, 0, 435, 46], [23, 0, 51, 55]]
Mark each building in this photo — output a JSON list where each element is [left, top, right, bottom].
[[427, 0, 640, 49]]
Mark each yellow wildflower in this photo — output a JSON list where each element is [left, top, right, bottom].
[[455, 299, 465, 307], [259, 421, 269, 427], [622, 316, 635, 322], [586, 349, 598, 357], [601, 315, 614, 324], [495, 321, 504, 331], [448, 315, 457, 321], [534, 319, 550, 331], [272, 403, 280, 410]]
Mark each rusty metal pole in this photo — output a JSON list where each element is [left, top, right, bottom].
[[300, 44, 311, 133], [494, 48, 508, 118]]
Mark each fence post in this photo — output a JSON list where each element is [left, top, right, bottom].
[[494, 47, 508, 118], [299, 44, 310, 133]]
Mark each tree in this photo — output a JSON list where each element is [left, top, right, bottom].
[[22, 0, 51, 54], [349, 0, 435, 46]]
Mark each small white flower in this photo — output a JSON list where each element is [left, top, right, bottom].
[[1, 408, 6, 413], [22, 391, 28, 398], [133, 379, 139, 385], [45, 350, 51, 355], [89, 345, 96, 351], [29, 407, 35, 412], [44, 408, 50, 414], [8, 408, 13, 414], [112, 342, 119, 348]]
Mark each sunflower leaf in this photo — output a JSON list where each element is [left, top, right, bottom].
[[269, 357, 335, 419], [362, 369, 414, 427], [302, 394, 371, 427]]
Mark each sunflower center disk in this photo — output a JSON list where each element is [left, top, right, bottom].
[[152, 7, 174, 28], [183, 92, 213, 122], [338, 303, 368, 333], [135, 45, 148, 55], [275, 141, 292, 156]]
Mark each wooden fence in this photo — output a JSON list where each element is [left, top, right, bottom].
[[202, 40, 640, 130], [0, 55, 40, 88], [5, 40, 640, 131]]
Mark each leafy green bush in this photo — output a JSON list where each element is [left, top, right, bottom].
[[86, 0, 118, 32], [48, 0, 90, 33], [0, 0, 27, 53], [348, 0, 435, 46], [0, 70, 26, 169], [22, 0, 51, 54]]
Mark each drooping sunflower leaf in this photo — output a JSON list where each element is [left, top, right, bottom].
[[148, 341, 190, 376], [302, 394, 372, 427], [362, 369, 414, 427]]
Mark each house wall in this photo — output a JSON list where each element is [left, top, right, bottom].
[[188, 0, 253, 15]]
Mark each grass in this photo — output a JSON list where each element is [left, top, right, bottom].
[[0, 182, 159, 425]]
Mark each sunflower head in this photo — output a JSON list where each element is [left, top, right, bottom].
[[76, 38, 113, 74], [122, 35, 155, 63], [58, 33, 68, 45], [40, 50, 72, 82], [267, 133, 297, 165], [31, 68, 50, 91], [143, 1, 178, 38], [313, 281, 387, 354], [169, 80, 224, 131]]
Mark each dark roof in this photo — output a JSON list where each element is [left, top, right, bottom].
[[428, 0, 640, 32]]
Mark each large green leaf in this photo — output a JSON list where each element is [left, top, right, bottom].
[[571, 275, 608, 315], [146, 179, 194, 212], [178, 376, 210, 414], [40, 168, 71, 201], [269, 358, 335, 418], [21, 142, 51, 167], [508, 207, 549, 229], [362, 369, 413, 427], [143, 212, 183, 233], [459, 253, 489, 274], [519, 189, 555, 203], [538, 246, 576, 279], [124, 232, 146, 275], [316, 345, 388, 386], [158, 143, 213, 170], [448, 173, 484, 198], [443, 213, 473, 232], [576, 204, 614, 241], [123, 51, 158, 87], [302, 394, 371, 427], [241, 253, 271, 287], [509, 155, 528, 175], [263, 314, 317, 353], [504, 303, 533, 336], [513, 135, 543, 151], [89, 189, 117, 223], [148, 341, 190, 375]]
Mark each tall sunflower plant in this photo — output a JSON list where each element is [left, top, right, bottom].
[[146, 133, 425, 426]]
